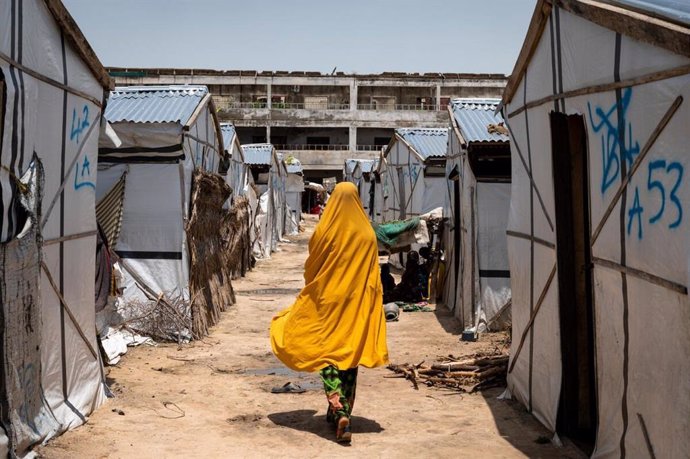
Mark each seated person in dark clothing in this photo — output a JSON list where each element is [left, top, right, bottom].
[[380, 263, 396, 303], [389, 251, 426, 303]]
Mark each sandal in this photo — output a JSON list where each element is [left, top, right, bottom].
[[336, 417, 352, 443], [270, 382, 306, 394]]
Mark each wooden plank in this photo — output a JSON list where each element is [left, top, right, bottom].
[[508, 64, 690, 118], [43, 230, 97, 246], [509, 262, 557, 374], [503, 0, 553, 105], [41, 262, 98, 361], [593, 257, 687, 295], [591, 96, 683, 243], [506, 230, 556, 250], [43, 0, 113, 90], [558, 0, 690, 59], [0, 50, 102, 107], [183, 93, 212, 130]]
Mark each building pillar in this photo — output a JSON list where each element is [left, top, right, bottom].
[[349, 126, 357, 152], [267, 83, 272, 109], [436, 84, 442, 110], [266, 126, 271, 144], [349, 80, 358, 111]]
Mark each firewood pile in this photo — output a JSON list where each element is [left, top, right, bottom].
[[387, 351, 509, 393]]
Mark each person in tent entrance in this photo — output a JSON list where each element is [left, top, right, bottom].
[[270, 182, 389, 443]]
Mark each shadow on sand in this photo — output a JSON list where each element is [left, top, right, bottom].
[[267, 409, 384, 443], [432, 302, 463, 336]]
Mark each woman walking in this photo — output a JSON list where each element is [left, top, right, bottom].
[[270, 182, 389, 443]]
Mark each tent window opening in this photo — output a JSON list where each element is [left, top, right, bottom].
[[468, 144, 511, 182], [550, 112, 597, 455], [424, 159, 446, 177]]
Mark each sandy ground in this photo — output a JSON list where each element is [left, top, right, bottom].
[[39, 216, 584, 458]]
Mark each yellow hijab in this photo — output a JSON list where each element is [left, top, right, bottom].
[[270, 182, 389, 372]]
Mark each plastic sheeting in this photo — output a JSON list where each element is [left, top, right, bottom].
[[504, 6, 690, 457], [441, 129, 512, 330], [383, 141, 447, 221], [0, 1, 110, 454]]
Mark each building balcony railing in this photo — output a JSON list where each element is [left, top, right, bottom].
[[274, 144, 349, 151], [226, 102, 350, 110], [222, 102, 443, 111], [356, 103, 441, 111], [356, 145, 385, 152]]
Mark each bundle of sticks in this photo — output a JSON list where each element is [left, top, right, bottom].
[[387, 352, 509, 393]]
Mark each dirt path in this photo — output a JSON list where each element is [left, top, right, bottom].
[[39, 216, 583, 458]]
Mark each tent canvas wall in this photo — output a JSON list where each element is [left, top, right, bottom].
[[374, 153, 391, 223], [502, 1, 690, 456], [0, 0, 113, 455], [284, 159, 304, 234], [97, 86, 225, 332], [220, 123, 248, 200], [381, 128, 449, 222], [243, 143, 285, 258], [351, 159, 378, 220], [442, 99, 512, 331]]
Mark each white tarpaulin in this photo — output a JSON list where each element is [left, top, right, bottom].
[[0, 1, 112, 455], [381, 129, 448, 221], [503, 1, 690, 456]]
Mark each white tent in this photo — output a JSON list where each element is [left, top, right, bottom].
[[283, 157, 304, 234], [373, 152, 392, 223], [502, 1, 690, 456], [343, 159, 358, 183], [441, 99, 512, 331], [220, 123, 249, 200], [0, 1, 113, 455], [243, 144, 286, 258], [380, 128, 449, 222], [97, 85, 225, 336], [350, 159, 378, 220]]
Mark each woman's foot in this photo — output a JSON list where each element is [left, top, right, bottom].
[[336, 417, 352, 443]]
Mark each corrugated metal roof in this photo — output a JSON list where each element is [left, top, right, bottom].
[[220, 123, 236, 150], [104, 86, 208, 124], [608, 0, 690, 26], [396, 128, 449, 159], [242, 144, 274, 165], [451, 98, 510, 144]]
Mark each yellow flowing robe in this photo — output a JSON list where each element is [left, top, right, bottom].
[[270, 182, 389, 372]]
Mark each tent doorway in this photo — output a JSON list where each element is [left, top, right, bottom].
[[550, 112, 597, 454], [397, 167, 406, 219]]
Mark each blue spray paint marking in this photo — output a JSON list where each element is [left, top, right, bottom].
[[627, 187, 644, 240], [588, 89, 684, 239], [587, 88, 640, 194], [74, 155, 95, 190], [666, 162, 683, 228], [70, 105, 90, 144], [410, 165, 420, 183]]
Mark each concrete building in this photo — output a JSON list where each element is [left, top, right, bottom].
[[108, 68, 507, 181]]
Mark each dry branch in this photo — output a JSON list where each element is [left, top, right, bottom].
[[387, 349, 509, 394]]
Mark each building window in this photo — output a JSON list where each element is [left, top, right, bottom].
[[374, 137, 391, 147], [306, 137, 329, 145], [252, 135, 267, 143]]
